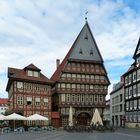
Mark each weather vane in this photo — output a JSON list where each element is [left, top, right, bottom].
[[85, 10, 88, 21]]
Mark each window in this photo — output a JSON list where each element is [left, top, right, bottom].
[[27, 70, 32, 76], [81, 84, 85, 89], [90, 85, 93, 89], [86, 85, 89, 90], [27, 97, 32, 105], [17, 82, 23, 89], [95, 65, 99, 72], [67, 73, 71, 78], [61, 108, 65, 115], [17, 96, 23, 105], [72, 94, 75, 102], [77, 74, 81, 79], [44, 98, 48, 106], [133, 72, 136, 81], [67, 84, 71, 89], [94, 95, 98, 102], [82, 74, 85, 79], [85, 33, 88, 40], [130, 100, 133, 110], [95, 75, 99, 80], [125, 76, 128, 85], [138, 84, 140, 96], [79, 48, 83, 54], [90, 75, 94, 80], [77, 94, 80, 102], [90, 49, 93, 55], [99, 95, 103, 102], [137, 57, 140, 65], [66, 94, 70, 102], [72, 84, 76, 89], [125, 88, 129, 99], [137, 69, 140, 79], [72, 74, 76, 78], [57, 83, 60, 88], [129, 88, 132, 97], [120, 94, 122, 102], [61, 94, 65, 102], [77, 84, 80, 89], [61, 73, 66, 78], [133, 85, 136, 97], [34, 71, 39, 77], [81, 94, 84, 102], [90, 95, 93, 102], [126, 101, 129, 110], [61, 83, 65, 88], [86, 75, 89, 79], [134, 100, 137, 109], [35, 98, 40, 106], [129, 74, 132, 83]]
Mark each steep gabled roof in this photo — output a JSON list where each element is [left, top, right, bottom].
[[51, 21, 104, 82], [6, 64, 53, 91], [133, 37, 140, 59]]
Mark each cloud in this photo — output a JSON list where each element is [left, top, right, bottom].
[[0, 0, 140, 98]]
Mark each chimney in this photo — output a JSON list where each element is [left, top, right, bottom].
[[56, 59, 60, 68]]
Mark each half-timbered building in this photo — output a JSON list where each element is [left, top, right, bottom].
[[51, 21, 110, 127], [6, 64, 53, 126], [123, 38, 140, 128]]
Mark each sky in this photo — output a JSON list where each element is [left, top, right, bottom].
[[0, 0, 140, 99]]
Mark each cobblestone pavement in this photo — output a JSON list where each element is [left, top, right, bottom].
[[0, 128, 140, 140]]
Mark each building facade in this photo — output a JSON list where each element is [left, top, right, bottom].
[[0, 98, 8, 115], [6, 64, 53, 126], [110, 79, 124, 127], [51, 21, 110, 127], [103, 99, 111, 126], [123, 38, 140, 128]]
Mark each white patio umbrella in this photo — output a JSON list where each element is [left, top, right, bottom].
[[90, 108, 103, 126], [68, 106, 73, 126], [27, 114, 48, 126], [4, 113, 27, 129], [0, 114, 5, 120], [27, 114, 48, 121]]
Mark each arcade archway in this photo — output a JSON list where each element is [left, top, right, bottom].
[[76, 112, 91, 126]]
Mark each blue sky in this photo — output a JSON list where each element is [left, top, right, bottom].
[[0, 0, 140, 99]]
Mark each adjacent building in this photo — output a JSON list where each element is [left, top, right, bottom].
[[123, 38, 140, 128], [0, 98, 8, 115], [6, 64, 53, 126], [110, 78, 124, 127], [103, 99, 111, 126], [51, 21, 110, 127]]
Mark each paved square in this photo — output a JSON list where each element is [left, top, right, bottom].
[[0, 128, 140, 140]]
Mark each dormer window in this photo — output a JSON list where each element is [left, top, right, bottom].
[[34, 71, 39, 77], [27, 70, 33, 76], [90, 49, 93, 55], [84, 33, 88, 40], [79, 48, 83, 55], [27, 70, 39, 77]]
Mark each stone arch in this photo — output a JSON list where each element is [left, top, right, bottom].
[[76, 111, 92, 126]]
